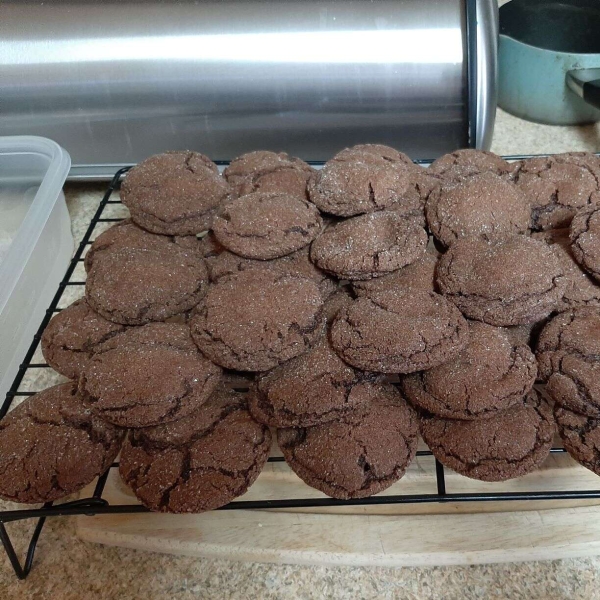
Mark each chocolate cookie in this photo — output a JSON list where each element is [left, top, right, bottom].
[[190, 270, 325, 371], [80, 323, 222, 428], [428, 149, 514, 182], [212, 192, 323, 260], [85, 246, 208, 325], [402, 321, 537, 419], [249, 335, 377, 428], [332, 144, 416, 167], [119, 386, 271, 513], [436, 235, 566, 326], [533, 228, 600, 309], [570, 203, 600, 283], [203, 241, 337, 299], [420, 390, 554, 481], [352, 252, 439, 297], [307, 150, 416, 217], [514, 153, 600, 230], [223, 150, 314, 198], [0, 382, 123, 503], [425, 172, 531, 247], [277, 381, 418, 499], [85, 219, 199, 272], [322, 285, 354, 322], [121, 151, 231, 235], [554, 404, 600, 476], [536, 307, 600, 417], [41, 298, 128, 380], [310, 211, 427, 281], [330, 288, 469, 373]]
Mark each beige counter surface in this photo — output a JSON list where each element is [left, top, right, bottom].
[[1, 109, 600, 599]]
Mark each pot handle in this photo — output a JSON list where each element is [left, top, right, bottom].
[[566, 69, 600, 110]]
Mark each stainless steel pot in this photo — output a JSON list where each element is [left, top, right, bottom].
[[0, 0, 498, 178]]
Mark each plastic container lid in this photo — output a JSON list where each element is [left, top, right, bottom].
[[0, 136, 72, 403]]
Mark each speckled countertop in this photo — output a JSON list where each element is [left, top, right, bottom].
[[1, 109, 600, 600]]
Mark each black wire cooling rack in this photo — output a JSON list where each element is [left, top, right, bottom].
[[3, 158, 600, 581]]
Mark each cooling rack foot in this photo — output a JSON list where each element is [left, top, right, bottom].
[[0, 517, 47, 580]]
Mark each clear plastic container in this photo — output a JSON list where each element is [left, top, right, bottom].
[[0, 137, 72, 401]]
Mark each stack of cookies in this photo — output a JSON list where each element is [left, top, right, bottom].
[[2, 145, 600, 512], [535, 197, 600, 478]]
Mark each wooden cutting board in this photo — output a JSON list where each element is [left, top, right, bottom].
[[76, 439, 600, 566]]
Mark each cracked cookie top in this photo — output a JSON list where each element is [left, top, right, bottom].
[[533, 228, 600, 310], [212, 192, 323, 260], [223, 150, 314, 199], [428, 149, 515, 182], [41, 298, 129, 380], [307, 147, 417, 217], [309, 211, 427, 281], [85, 245, 208, 325], [330, 288, 469, 374], [570, 202, 600, 282], [436, 235, 566, 326], [352, 252, 439, 297], [425, 172, 531, 247], [84, 219, 200, 272], [331, 144, 416, 167], [514, 152, 600, 231], [0, 382, 124, 503], [201, 234, 337, 297], [277, 381, 418, 499], [555, 404, 600, 476], [121, 151, 232, 235], [419, 389, 554, 482], [80, 323, 222, 428], [190, 270, 325, 371], [402, 321, 537, 420], [249, 335, 378, 428], [321, 285, 354, 322], [536, 307, 600, 417], [119, 386, 271, 513]]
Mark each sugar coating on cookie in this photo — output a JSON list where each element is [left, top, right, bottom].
[[41, 298, 129, 380], [119, 387, 271, 513], [536, 307, 600, 417], [425, 172, 531, 247], [85, 246, 208, 325], [223, 150, 314, 198], [212, 192, 323, 260], [0, 382, 124, 503], [555, 404, 600, 476], [204, 240, 337, 298], [80, 323, 222, 428], [428, 149, 514, 182], [436, 235, 565, 326], [402, 321, 537, 419], [330, 288, 469, 373], [332, 144, 416, 166], [121, 151, 231, 235], [514, 153, 600, 231], [310, 211, 427, 280], [250, 335, 377, 428], [84, 219, 200, 272], [533, 228, 600, 309], [420, 390, 554, 482], [190, 270, 325, 371], [352, 252, 439, 297], [570, 203, 600, 283], [277, 381, 418, 499], [307, 147, 417, 217]]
